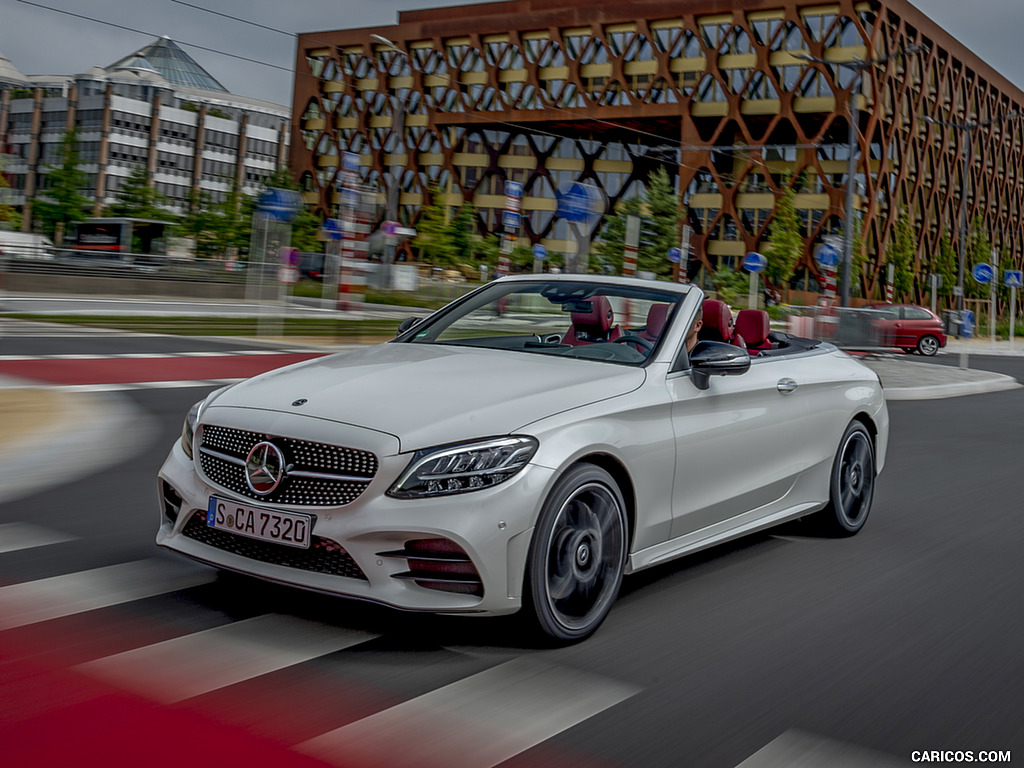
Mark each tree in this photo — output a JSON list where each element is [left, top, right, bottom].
[[593, 196, 642, 274], [0, 155, 19, 229], [31, 129, 90, 240], [106, 165, 169, 221], [885, 213, 915, 299], [638, 166, 680, 277], [763, 183, 802, 288], [450, 202, 478, 263], [413, 186, 457, 265], [931, 229, 958, 302]]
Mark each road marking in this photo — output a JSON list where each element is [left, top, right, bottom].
[[297, 657, 641, 768], [736, 729, 909, 767], [77, 614, 378, 703], [46, 379, 245, 392], [0, 558, 216, 630], [0, 523, 77, 554]]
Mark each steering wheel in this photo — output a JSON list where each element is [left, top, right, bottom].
[[612, 335, 655, 352]]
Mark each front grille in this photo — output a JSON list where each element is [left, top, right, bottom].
[[198, 424, 377, 507], [182, 511, 367, 580]]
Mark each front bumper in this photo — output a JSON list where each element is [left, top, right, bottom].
[[156, 437, 554, 616]]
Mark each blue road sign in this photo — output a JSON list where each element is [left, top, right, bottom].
[[323, 219, 343, 241], [1004, 269, 1023, 288], [743, 251, 767, 273], [555, 182, 602, 224], [972, 263, 995, 284], [504, 180, 523, 199], [341, 151, 359, 172], [257, 188, 303, 222], [532, 243, 547, 260], [667, 247, 682, 263], [814, 243, 841, 268], [503, 210, 522, 229]]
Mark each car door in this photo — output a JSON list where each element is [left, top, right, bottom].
[[665, 352, 818, 540], [901, 305, 937, 346]]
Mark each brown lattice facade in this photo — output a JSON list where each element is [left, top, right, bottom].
[[290, 0, 1024, 300]]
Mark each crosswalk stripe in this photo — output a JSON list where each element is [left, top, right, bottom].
[[736, 729, 909, 767], [0, 558, 216, 630], [0, 523, 76, 554], [77, 614, 378, 704], [296, 656, 641, 768]]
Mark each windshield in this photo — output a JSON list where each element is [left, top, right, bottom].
[[397, 278, 690, 365]]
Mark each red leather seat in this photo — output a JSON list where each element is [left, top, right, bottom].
[[563, 295, 622, 346], [699, 299, 746, 349], [639, 303, 670, 345], [735, 309, 774, 351]]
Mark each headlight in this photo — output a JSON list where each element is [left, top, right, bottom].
[[387, 436, 538, 499], [180, 400, 202, 460]]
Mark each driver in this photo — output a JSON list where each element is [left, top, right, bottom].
[[685, 304, 703, 352]]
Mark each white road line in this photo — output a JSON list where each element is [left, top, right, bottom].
[[296, 657, 641, 768], [0, 558, 216, 630], [0, 523, 77, 554], [47, 379, 244, 392], [77, 614, 378, 704], [736, 730, 909, 768]]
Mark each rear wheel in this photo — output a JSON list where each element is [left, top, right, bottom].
[[917, 335, 940, 356], [812, 422, 875, 536], [523, 464, 627, 643]]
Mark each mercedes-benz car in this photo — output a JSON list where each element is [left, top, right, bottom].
[[157, 275, 888, 642]]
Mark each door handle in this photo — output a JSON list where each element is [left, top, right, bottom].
[[777, 378, 798, 394]]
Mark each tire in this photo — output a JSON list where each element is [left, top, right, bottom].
[[812, 421, 875, 537], [917, 335, 940, 356], [522, 464, 627, 643]]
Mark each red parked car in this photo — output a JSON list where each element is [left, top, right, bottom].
[[863, 303, 947, 356]]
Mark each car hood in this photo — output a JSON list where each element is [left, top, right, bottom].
[[207, 343, 646, 453]]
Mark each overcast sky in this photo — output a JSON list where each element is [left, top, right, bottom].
[[2, 0, 1023, 107]]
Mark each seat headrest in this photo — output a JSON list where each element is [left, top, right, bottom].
[[642, 303, 670, 340], [699, 299, 733, 342], [571, 295, 614, 333], [735, 309, 770, 346]]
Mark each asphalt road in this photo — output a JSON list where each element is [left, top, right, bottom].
[[1, 341, 1022, 768]]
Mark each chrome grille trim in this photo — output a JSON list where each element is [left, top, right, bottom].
[[198, 424, 378, 507]]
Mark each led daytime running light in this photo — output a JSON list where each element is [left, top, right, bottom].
[[388, 436, 538, 498]]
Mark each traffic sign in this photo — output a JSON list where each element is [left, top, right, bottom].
[[341, 151, 359, 172], [257, 188, 303, 222], [504, 180, 523, 199], [814, 243, 841, 268], [322, 219, 343, 241], [532, 243, 547, 261], [667, 247, 682, 263], [1004, 270, 1023, 288], [278, 247, 300, 266], [502, 210, 522, 229], [555, 182, 602, 224], [382, 220, 400, 237], [972, 263, 994, 284], [743, 251, 767, 273]]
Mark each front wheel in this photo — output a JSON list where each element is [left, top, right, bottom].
[[812, 421, 875, 536], [917, 335, 940, 356], [523, 464, 627, 643]]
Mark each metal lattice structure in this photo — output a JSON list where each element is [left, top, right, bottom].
[[290, 0, 1024, 300]]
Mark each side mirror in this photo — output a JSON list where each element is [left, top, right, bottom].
[[689, 341, 751, 390], [396, 317, 421, 336]]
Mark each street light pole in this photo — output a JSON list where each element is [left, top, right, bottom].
[[370, 34, 407, 291]]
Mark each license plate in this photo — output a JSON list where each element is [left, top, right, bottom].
[[206, 497, 312, 549]]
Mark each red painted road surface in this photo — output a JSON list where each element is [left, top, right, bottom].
[[0, 352, 326, 385]]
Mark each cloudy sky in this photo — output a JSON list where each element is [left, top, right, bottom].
[[2, 0, 1022, 107]]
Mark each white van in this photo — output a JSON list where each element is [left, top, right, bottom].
[[0, 230, 54, 259]]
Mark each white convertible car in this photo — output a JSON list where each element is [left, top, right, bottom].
[[158, 275, 888, 642]]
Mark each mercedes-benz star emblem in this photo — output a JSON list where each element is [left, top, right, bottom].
[[245, 441, 286, 495], [292, 398, 307, 406]]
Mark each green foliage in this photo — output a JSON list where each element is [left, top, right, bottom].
[[709, 266, 750, 306], [638, 166, 680, 277], [763, 184, 802, 286], [450, 202, 478, 262], [31, 129, 90, 239], [413, 187, 457, 265], [593, 196, 642, 274], [0, 155, 18, 227], [931, 229, 958, 300], [106, 165, 169, 221], [885, 213, 915, 299]]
